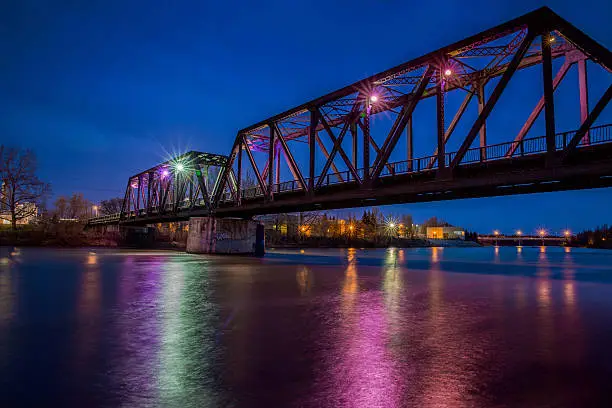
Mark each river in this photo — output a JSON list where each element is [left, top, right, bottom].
[[1, 246, 611, 407]]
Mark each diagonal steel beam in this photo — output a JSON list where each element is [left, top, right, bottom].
[[372, 65, 434, 180], [273, 123, 307, 189], [547, 11, 612, 72], [506, 58, 572, 156], [428, 85, 476, 168], [317, 108, 362, 187], [236, 138, 242, 205], [196, 170, 212, 212], [451, 32, 535, 168], [562, 83, 612, 159], [357, 119, 394, 173], [315, 134, 343, 182], [308, 109, 318, 193], [242, 135, 267, 193]]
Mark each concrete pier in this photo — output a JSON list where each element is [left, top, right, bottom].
[[186, 217, 264, 255]]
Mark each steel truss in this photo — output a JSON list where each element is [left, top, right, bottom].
[[120, 151, 228, 221], [87, 7, 612, 226], [212, 7, 611, 212]]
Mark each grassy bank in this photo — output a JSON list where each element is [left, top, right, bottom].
[[0, 224, 119, 247]]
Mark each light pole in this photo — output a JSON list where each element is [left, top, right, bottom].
[[493, 230, 500, 246], [564, 229, 571, 244], [92, 205, 98, 218], [539, 229, 546, 246], [516, 230, 522, 247]]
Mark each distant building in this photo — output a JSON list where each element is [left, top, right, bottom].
[[0, 202, 38, 225], [427, 226, 465, 240], [256, 214, 300, 236]]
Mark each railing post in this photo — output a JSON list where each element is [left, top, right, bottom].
[[520, 140, 524, 156]]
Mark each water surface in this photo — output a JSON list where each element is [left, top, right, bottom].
[[1, 246, 612, 407]]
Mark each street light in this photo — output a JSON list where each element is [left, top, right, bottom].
[[92, 205, 98, 217], [539, 229, 546, 246], [175, 162, 185, 172], [369, 95, 378, 103], [493, 230, 500, 246], [516, 230, 522, 247], [444, 68, 452, 77]]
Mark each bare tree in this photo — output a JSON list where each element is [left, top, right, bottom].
[[0, 146, 51, 229], [54, 196, 68, 219], [100, 197, 123, 215]]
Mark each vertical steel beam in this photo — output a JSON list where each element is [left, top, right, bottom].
[[477, 82, 487, 161], [428, 86, 475, 169], [236, 141, 242, 206], [363, 104, 370, 183], [308, 109, 318, 193], [578, 59, 590, 144], [146, 172, 153, 214], [351, 122, 358, 168], [542, 34, 557, 161], [407, 115, 413, 171], [136, 175, 142, 215], [120, 182, 130, 219], [267, 125, 275, 199], [275, 143, 281, 186], [436, 80, 445, 170]]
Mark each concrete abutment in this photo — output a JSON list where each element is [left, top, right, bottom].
[[186, 217, 264, 256]]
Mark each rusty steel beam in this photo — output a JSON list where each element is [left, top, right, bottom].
[[451, 32, 535, 168], [315, 134, 343, 182], [562, 84, 612, 159], [372, 66, 434, 180], [506, 58, 572, 156]]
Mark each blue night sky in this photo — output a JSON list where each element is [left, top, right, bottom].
[[1, 0, 611, 234]]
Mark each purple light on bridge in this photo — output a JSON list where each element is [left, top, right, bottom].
[[161, 169, 169, 178]]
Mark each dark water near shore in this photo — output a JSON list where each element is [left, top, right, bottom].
[[1, 246, 612, 407]]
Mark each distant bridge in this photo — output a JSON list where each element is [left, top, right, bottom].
[[88, 7, 612, 226]]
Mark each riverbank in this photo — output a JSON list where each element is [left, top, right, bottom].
[[0, 227, 120, 247], [266, 236, 481, 249]]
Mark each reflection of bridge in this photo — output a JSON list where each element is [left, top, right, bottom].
[[88, 7, 612, 250]]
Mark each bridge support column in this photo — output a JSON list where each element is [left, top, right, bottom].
[[186, 217, 265, 256]]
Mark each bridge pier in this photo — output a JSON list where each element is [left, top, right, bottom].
[[186, 217, 264, 256]]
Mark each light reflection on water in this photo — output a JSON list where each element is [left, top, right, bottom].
[[1, 247, 612, 407]]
